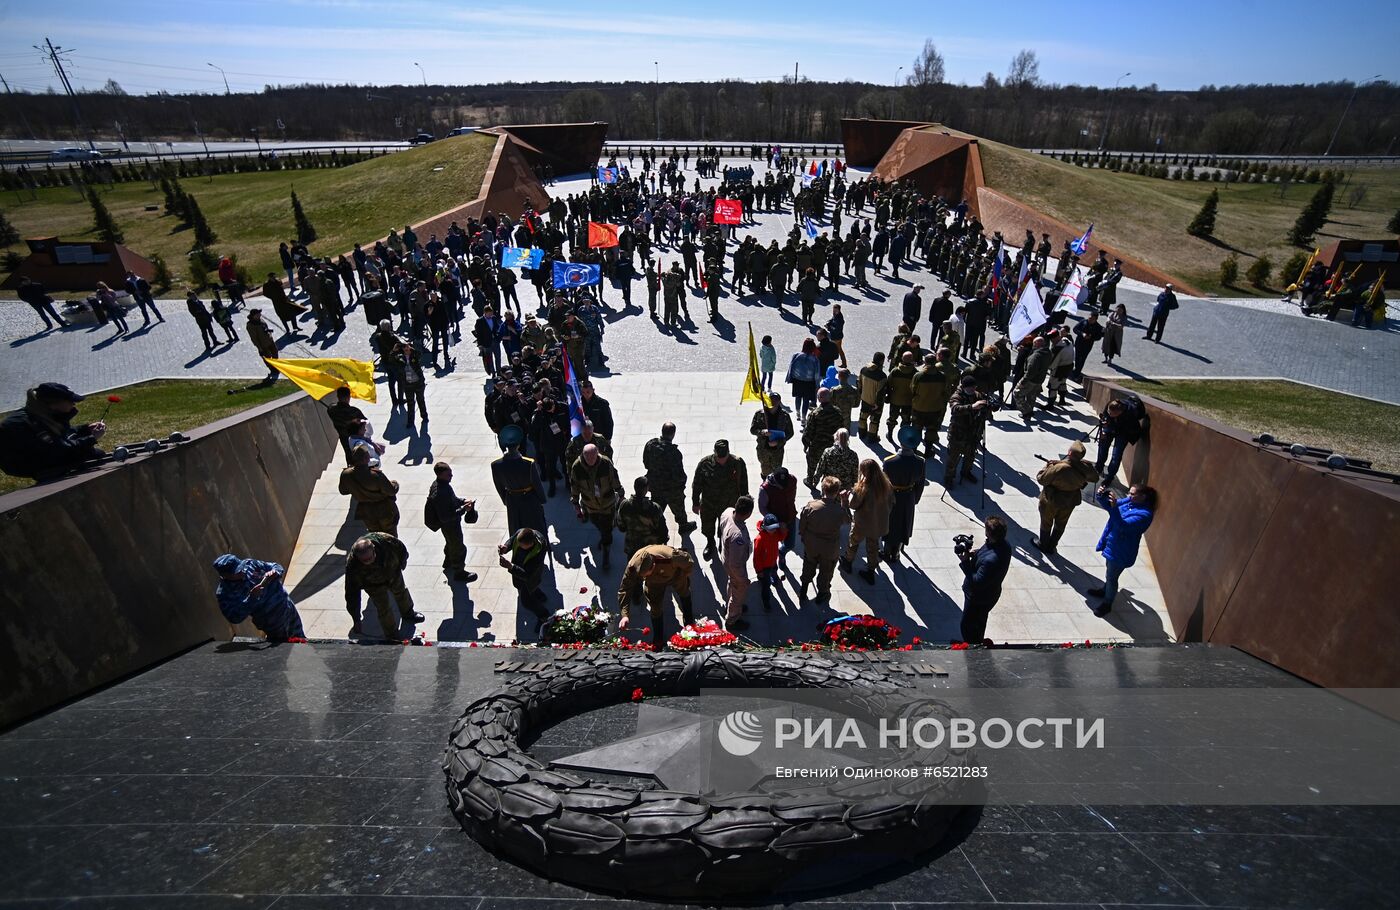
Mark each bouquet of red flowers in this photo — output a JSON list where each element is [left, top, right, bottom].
[[668, 618, 738, 651], [822, 615, 901, 650]]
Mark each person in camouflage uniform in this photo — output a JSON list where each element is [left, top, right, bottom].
[[909, 349, 959, 455], [1012, 336, 1052, 422], [617, 544, 695, 650], [857, 352, 888, 442], [617, 476, 670, 560], [749, 393, 794, 478], [883, 350, 917, 437], [831, 367, 861, 429], [662, 262, 686, 325], [692, 439, 749, 560], [345, 532, 424, 639], [570, 444, 623, 568], [944, 374, 990, 486], [802, 387, 846, 486], [643, 422, 695, 533], [564, 420, 612, 474], [814, 428, 860, 491]]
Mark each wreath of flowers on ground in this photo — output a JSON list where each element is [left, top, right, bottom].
[[442, 650, 973, 900], [822, 615, 902, 650], [668, 617, 738, 651], [540, 603, 614, 645]]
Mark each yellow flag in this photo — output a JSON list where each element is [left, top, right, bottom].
[[740, 324, 770, 408], [1369, 269, 1388, 314], [1295, 247, 1319, 285], [267, 357, 378, 403]]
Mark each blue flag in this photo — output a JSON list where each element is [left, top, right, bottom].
[[804, 216, 819, 240], [597, 167, 618, 184], [501, 246, 543, 270], [553, 261, 602, 289], [1069, 223, 1094, 257]]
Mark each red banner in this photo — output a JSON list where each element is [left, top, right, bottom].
[[714, 199, 743, 225], [587, 221, 619, 248]]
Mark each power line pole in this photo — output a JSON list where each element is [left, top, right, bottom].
[[0, 71, 38, 140], [35, 38, 95, 150]]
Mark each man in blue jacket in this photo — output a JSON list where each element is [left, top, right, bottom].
[[213, 554, 305, 642], [1089, 484, 1157, 616], [959, 516, 1012, 644]]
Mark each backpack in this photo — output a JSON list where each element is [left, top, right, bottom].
[[423, 486, 442, 532], [1117, 392, 1151, 442]]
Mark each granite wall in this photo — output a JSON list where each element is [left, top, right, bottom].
[[1083, 379, 1400, 687], [0, 392, 338, 728]]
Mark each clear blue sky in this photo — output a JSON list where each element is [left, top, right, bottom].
[[1, 0, 1396, 94]]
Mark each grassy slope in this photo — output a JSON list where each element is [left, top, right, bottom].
[[1, 132, 496, 295], [0, 378, 296, 495], [978, 140, 1400, 296], [1118, 379, 1400, 473]]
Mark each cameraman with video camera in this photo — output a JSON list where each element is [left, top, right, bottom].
[[1095, 395, 1151, 484], [955, 515, 1012, 645]]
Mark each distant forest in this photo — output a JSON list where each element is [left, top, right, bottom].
[[3, 78, 1396, 155]]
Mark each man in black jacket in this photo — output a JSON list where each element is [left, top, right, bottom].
[[0, 383, 106, 481], [428, 461, 479, 583], [17, 277, 68, 330], [959, 516, 1012, 644]]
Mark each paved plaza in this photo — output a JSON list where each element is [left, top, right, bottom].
[[5, 156, 1396, 647], [284, 369, 1169, 645]]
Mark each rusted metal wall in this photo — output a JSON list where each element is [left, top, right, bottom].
[[1084, 379, 1400, 687]]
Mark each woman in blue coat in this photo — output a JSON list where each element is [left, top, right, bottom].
[[1089, 484, 1157, 616]]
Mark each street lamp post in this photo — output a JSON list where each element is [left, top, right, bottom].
[[1098, 71, 1131, 152], [207, 62, 230, 95], [893, 66, 903, 118], [414, 62, 427, 89], [1324, 74, 1383, 156], [653, 61, 660, 141]]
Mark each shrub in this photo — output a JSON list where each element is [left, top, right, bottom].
[[290, 191, 317, 245], [87, 189, 124, 244], [2, 250, 24, 273], [0, 209, 19, 246], [186, 194, 218, 247], [1288, 180, 1335, 246], [150, 253, 173, 291], [1219, 253, 1240, 287], [1387, 208, 1400, 234], [1187, 189, 1219, 238], [1246, 255, 1272, 288], [1279, 250, 1309, 287], [188, 254, 210, 288]]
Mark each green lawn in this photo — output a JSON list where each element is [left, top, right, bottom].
[[1117, 379, 1400, 473], [0, 378, 298, 495], [978, 140, 1400, 296], [1, 132, 496, 296]]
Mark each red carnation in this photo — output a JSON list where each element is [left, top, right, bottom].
[[631, 688, 645, 702], [107, 394, 122, 403]]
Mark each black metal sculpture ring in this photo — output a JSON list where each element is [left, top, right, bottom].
[[443, 650, 970, 899]]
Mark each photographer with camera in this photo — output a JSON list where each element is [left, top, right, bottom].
[[1095, 395, 1151, 484], [943, 374, 993, 487], [956, 516, 1012, 644], [1088, 483, 1157, 616]]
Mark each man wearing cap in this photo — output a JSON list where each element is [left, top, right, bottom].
[[692, 439, 749, 561], [1012, 336, 1052, 422], [1097, 258, 1123, 314], [339, 444, 400, 535], [1032, 442, 1100, 555], [880, 426, 927, 563], [580, 381, 614, 440], [945, 374, 990, 487], [643, 422, 695, 533], [749, 393, 794, 478], [345, 532, 424, 638], [570, 442, 623, 569], [857, 352, 888, 443], [0, 383, 106, 482], [213, 553, 305, 642], [491, 425, 547, 535], [802, 387, 845, 487], [618, 476, 669, 561], [910, 350, 956, 456], [246, 309, 281, 382], [617, 544, 695, 649]]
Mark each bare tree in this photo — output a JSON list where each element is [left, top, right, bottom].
[[907, 39, 946, 87], [101, 79, 127, 96], [1005, 50, 1040, 88]]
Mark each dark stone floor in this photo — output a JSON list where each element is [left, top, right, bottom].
[[1, 643, 1397, 909]]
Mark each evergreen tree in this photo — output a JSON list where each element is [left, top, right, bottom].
[[1387, 207, 1400, 234], [0, 209, 19, 246], [186, 194, 217, 247], [1288, 180, 1334, 245], [1219, 253, 1240, 287], [88, 189, 124, 244], [290, 191, 317, 244], [1187, 189, 1219, 238], [159, 176, 176, 215], [1246, 255, 1272, 288]]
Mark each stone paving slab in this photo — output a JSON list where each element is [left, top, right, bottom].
[[283, 370, 1169, 647]]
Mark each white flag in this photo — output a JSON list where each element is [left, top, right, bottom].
[[1058, 266, 1085, 312], [1008, 281, 1048, 344]]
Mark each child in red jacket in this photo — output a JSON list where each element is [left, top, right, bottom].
[[754, 513, 788, 611]]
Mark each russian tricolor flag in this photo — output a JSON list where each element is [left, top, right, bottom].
[[561, 348, 586, 437]]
